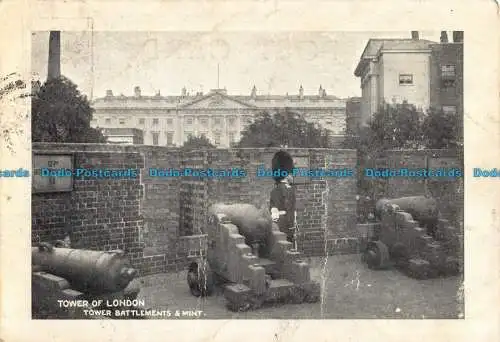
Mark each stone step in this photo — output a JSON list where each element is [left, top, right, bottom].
[[267, 278, 294, 289], [252, 258, 277, 273]]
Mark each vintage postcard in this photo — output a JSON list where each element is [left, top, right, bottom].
[[0, 1, 499, 342]]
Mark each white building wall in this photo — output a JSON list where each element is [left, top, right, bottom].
[[380, 52, 431, 111]]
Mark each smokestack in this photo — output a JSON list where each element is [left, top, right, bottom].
[[47, 31, 61, 80], [411, 31, 419, 40], [440, 31, 449, 43], [452, 31, 464, 43]]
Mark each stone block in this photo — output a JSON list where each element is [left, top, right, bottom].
[[247, 265, 266, 294]]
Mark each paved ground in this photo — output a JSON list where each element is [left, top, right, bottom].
[[133, 254, 464, 319]]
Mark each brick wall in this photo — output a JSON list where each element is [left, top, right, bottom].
[[32, 144, 360, 276], [360, 149, 463, 226], [32, 143, 462, 276], [32, 146, 146, 266], [179, 148, 359, 256]]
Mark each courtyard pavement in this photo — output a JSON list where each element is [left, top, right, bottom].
[[133, 254, 464, 319]]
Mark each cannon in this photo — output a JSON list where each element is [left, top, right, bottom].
[[207, 203, 274, 257], [32, 243, 142, 319], [186, 203, 321, 311], [362, 196, 462, 279]]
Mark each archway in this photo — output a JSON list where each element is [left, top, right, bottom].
[[271, 150, 294, 181]]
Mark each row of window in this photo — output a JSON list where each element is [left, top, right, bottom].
[[398, 64, 457, 86], [105, 117, 252, 126], [148, 131, 237, 146]]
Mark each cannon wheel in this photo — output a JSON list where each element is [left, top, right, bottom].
[[363, 240, 390, 269], [187, 259, 214, 297]]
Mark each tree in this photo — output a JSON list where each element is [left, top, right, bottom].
[[181, 135, 215, 150], [421, 107, 459, 149], [32, 76, 106, 143], [237, 109, 331, 148], [369, 101, 423, 150]]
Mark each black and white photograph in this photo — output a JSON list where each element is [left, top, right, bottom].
[[27, 29, 466, 320]]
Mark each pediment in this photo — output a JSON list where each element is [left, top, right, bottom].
[[180, 92, 256, 109]]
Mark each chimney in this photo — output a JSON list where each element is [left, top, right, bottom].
[[440, 31, 449, 43], [452, 31, 464, 43], [134, 86, 141, 97], [106, 90, 113, 97], [411, 31, 419, 40], [251, 85, 257, 99], [47, 31, 61, 80]]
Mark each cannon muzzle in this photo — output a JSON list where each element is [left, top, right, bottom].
[[375, 196, 440, 225], [32, 244, 138, 294]]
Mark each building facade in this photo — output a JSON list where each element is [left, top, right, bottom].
[[354, 31, 464, 128], [345, 97, 362, 135], [90, 86, 347, 147], [429, 32, 464, 141]]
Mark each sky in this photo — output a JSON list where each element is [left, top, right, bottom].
[[31, 31, 441, 100]]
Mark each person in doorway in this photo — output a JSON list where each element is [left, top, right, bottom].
[[269, 174, 296, 246]]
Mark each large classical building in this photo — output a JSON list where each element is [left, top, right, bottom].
[[90, 86, 347, 147], [354, 31, 464, 127]]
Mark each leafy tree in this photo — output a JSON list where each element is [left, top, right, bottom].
[[181, 135, 215, 150], [32, 76, 106, 143], [421, 107, 459, 149], [369, 101, 423, 150], [237, 109, 331, 148]]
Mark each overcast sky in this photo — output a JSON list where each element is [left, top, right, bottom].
[[31, 31, 441, 100]]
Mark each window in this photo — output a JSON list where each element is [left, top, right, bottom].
[[166, 132, 174, 146], [200, 117, 208, 126], [166, 118, 173, 125], [185, 117, 193, 125], [184, 131, 193, 142], [399, 74, 413, 85], [213, 117, 222, 126], [152, 132, 159, 146], [214, 133, 221, 146], [138, 118, 145, 125], [228, 132, 236, 145], [119, 118, 125, 125], [442, 106, 457, 115], [441, 64, 456, 87], [105, 118, 111, 124], [153, 118, 159, 125], [228, 117, 236, 126], [441, 65, 456, 77]]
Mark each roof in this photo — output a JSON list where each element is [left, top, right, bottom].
[[92, 88, 346, 111], [354, 38, 438, 77]]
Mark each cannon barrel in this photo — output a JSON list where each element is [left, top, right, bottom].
[[375, 196, 439, 223], [32, 244, 138, 294], [208, 203, 273, 245]]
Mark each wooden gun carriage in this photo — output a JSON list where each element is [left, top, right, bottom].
[[362, 196, 462, 279], [186, 203, 321, 312], [32, 242, 142, 319]]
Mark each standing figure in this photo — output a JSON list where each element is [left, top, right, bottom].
[[270, 174, 296, 246]]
